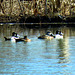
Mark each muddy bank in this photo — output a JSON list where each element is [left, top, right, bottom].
[[0, 16, 20, 23], [19, 15, 75, 28], [20, 15, 75, 23], [0, 15, 75, 23]]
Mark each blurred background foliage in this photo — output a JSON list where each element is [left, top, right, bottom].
[[0, 0, 75, 17]]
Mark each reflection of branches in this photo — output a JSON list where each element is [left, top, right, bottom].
[[57, 39, 70, 64]]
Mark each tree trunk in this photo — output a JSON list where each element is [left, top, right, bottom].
[[17, 0, 23, 13], [45, 0, 47, 15], [56, 0, 60, 8], [51, 0, 55, 12], [10, 0, 13, 15], [0, 0, 5, 14]]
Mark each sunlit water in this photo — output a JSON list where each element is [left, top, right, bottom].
[[0, 24, 75, 75]]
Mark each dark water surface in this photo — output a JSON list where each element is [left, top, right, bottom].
[[0, 24, 75, 75]]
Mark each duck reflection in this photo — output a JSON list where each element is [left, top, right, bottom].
[[57, 38, 70, 64]]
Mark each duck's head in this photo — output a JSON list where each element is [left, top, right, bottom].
[[12, 32, 17, 37], [56, 30, 63, 35], [24, 36, 27, 39], [46, 31, 54, 37], [56, 30, 60, 34], [46, 31, 51, 35]]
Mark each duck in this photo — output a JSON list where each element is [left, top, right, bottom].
[[55, 30, 63, 39], [14, 36, 31, 42], [38, 31, 55, 39], [23, 36, 31, 42], [4, 32, 20, 42]]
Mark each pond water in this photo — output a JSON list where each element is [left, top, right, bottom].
[[0, 24, 75, 75]]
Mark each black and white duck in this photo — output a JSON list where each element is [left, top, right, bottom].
[[55, 30, 63, 39], [4, 32, 20, 42]]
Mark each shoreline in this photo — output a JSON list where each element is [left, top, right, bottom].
[[0, 22, 75, 28], [0, 15, 75, 22], [0, 15, 75, 27]]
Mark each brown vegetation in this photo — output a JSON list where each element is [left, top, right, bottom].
[[0, 0, 75, 22]]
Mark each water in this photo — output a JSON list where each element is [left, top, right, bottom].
[[0, 24, 75, 75]]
